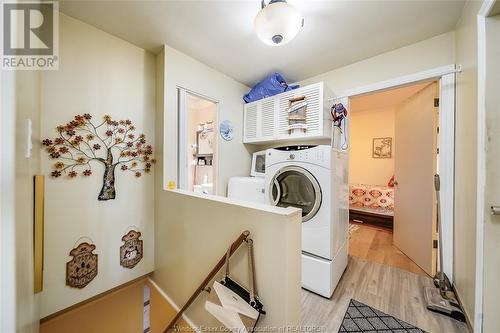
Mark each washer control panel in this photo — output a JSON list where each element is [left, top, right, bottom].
[[267, 145, 330, 165], [274, 145, 316, 152]]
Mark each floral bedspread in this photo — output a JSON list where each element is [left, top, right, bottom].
[[349, 184, 394, 215]]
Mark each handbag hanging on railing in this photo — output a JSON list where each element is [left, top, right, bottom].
[[205, 238, 265, 333]]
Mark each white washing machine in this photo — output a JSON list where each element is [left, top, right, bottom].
[[265, 145, 349, 298]]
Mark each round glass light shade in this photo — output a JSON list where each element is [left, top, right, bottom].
[[254, 2, 303, 46]]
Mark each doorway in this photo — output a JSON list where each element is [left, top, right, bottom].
[[347, 82, 439, 276], [178, 88, 218, 194]]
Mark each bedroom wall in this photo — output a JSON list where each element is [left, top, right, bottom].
[[349, 107, 395, 186], [39, 13, 156, 317]]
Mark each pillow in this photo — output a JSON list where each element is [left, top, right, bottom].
[[387, 175, 395, 188]]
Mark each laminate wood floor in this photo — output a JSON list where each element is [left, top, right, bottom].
[[349, 223, 428, 276], [301, 257, 469, 333]]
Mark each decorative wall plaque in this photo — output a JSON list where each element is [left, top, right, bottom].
[[42, 114, 155, 201], [219, 120, 234, 141], [66, 242, 98, 288], [120, 230, 143, 269]]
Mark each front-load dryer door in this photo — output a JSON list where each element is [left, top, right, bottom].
[[269, 166, 322, 223]]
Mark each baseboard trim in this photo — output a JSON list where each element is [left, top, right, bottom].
[[452, 284, 474, 332], [147, 277, 199, 331], [40, 272, 153, 323]]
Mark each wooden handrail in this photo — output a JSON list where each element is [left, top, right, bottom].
[[163, 230, 251, 332]]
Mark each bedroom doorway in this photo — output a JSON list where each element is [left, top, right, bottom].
[[347, 81, 440, 276]]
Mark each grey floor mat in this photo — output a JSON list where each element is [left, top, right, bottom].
[[339, 299, 426, 332]]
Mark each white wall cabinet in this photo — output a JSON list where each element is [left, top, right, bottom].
[[243, 82, 332, 144]]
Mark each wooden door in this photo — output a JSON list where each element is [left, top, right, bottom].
[[393, 82, 438, 275]]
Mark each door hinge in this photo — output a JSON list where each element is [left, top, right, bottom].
[[434, 98, 440, 107], [433, 239, 438, 249], [437, 148, 440, 154]]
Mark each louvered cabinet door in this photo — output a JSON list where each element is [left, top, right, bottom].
[[244, 103, 258, 143], [300, 83, 323, 138], [277, 90, 296, 138], [260, 99, 277, 140], [277, 82, 324, 140]]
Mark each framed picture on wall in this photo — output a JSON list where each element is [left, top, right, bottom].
[[197, 129, 214, 155], [372, 137, 392, 158]]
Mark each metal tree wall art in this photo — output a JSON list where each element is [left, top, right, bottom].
[[43, 114, 155, 200]]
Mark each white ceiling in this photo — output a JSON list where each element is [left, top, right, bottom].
[[59, 0, 465, 87], [350, 82, 431, 112]]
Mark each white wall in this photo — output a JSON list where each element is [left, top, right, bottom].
[[155, 50, 301, 330], [162, 45, 252, 196], [453, 0, 482, 325], [0, 67, 17, 333], [298, 32, 455, 94], [349, 107, 395, 186], [15, 71, 43, 333], [39, 13, 156, 317], [153, 190, 302, 330], [482, 13, 500, 333], [1, 69, 41, 333]]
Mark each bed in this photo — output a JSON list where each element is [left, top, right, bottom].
[[349, 184, 394, 229]]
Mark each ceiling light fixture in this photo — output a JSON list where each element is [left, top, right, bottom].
[[254, 0, 304, 46]]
